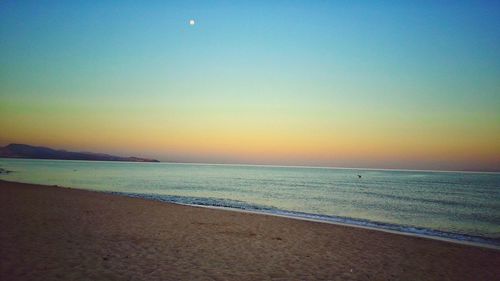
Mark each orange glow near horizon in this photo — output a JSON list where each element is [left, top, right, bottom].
[[1, 103, 499, 171]]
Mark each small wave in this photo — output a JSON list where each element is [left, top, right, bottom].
[[109, 192, 275, 211]]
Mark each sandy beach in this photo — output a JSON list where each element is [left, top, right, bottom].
[[0, 180, 499, 281]]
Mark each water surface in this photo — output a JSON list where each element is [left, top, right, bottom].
[[1, 158, 499, 246]]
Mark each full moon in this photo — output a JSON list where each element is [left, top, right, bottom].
[[189, 19, 195, 26]]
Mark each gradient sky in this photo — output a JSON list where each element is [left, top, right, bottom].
[[1, 1, 499, 171]]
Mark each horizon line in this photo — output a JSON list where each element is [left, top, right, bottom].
[[2, 157, 499, 174]]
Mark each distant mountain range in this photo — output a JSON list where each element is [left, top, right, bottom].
[[0, 144, 159, 162]]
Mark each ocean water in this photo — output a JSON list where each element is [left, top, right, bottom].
[[1, 158, 499, 247]]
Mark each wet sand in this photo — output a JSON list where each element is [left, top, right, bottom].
[[0, 180, 499, 280]]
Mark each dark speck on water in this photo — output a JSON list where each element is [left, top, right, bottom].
[[0, 168, 12, 174]]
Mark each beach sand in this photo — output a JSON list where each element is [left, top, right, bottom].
[[0, 180, 499, 280]]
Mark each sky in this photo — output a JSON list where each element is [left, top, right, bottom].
[[1, 1, 499, 171]]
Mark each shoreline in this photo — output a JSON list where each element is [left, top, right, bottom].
[[185, 204, 500, 251], [112, 189, 500, 250], [1, 179, 499, 250], [1, 180, 499, 280]]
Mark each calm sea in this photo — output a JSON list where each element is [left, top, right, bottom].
[[1, 158, 499, 247]]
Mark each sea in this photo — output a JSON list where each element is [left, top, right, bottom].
[[1, 158, 499, 247]]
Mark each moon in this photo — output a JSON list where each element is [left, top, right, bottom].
[[189, 19, 196, 26]]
